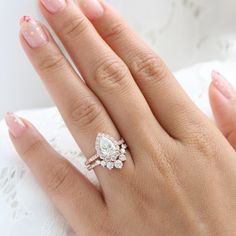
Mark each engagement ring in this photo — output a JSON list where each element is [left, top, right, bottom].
[[85, 133, 128, 171]]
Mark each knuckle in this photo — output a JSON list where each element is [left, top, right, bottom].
[[62, 16, 88, 40], [96, 221, 120, 236], [38, 53, 66, 73], [69, 99, 103, 128], [185, 124, 218, 160], [142, 137, 177, 178], [149, 145, 172, 174], [82, 210, 111, 236], [131, 53, 169, 84], [94, 59, 130, 92], [46, 160, 72, 194], [22, 139, 44, 160], [129, 180, 152, 209], [104, 22, 127, 42]]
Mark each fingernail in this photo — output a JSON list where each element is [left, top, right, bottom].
[[5, 112, 27, 138], [20, 16, 48, 48], [212, 70, 236, 99], [41, 0, 66, 13], [79, 0, 104, 20]]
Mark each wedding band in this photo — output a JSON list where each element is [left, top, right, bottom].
[[85, 133, 128, 171]]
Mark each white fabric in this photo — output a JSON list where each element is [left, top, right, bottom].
[[1, 60, 236, 235]]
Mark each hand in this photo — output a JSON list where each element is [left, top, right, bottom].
[[210, 71, 236, 150], [5, 1, 236, 235]]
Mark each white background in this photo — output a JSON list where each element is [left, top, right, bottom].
[[0, 0, 51, 118]]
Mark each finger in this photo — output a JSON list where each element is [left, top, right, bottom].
[[39, 0, 170, 152], [20, 16, 134, 187], [5, 112, 106, 235], [209, 71, 236, 149], [79, 0, 205, 139]]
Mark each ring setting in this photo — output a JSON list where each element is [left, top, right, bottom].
[[85, 133, 128, 171]]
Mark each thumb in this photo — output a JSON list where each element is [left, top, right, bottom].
[[209, 71, 236, 149]]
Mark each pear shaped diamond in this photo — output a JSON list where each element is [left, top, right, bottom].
[[86, 133, 127, 171], [96, 133, 119, 160], [100, 137, 116, 155]]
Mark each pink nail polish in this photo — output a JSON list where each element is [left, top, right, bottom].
[[212, 70, 236, 99], [79, 0, 104, 20], [41, 0, 66, 14], [5, 112, 27, 138], [20, 16, 48, 48]]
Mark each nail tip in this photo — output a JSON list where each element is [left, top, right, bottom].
[[41, 0, 67, 14], [4, 112, 27, 138], [210, 71, 235, 99], [211, 70, 220, 78], [79, 0, 104, 20], [20, 16, 48, 48], [19, 16, 33, 25], [4, 112, 13, 119], [4, 112, 14, 129]]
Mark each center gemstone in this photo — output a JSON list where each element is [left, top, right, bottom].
[[99, 137, 116, 157]]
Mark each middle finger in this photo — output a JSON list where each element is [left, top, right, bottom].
[[39, 0, 171, 155]]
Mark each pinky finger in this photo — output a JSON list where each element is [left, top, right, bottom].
[[209, 71, 236, 149], [4, 112, 106, 235]]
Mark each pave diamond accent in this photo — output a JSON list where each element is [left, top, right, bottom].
[[96, 133, 120, 160], [115, 160, 123, 169], [119, 154, 127, 161], [96, 160, 101, 165], [106, 162, 114, 170], [120, 148, 126, 154], [101, 160, 106, 167], [86, 133, 128, 171]]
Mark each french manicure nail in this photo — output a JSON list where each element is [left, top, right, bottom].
[[5, 112, 27, 138], [212, 70, 236, 99], [20, 16, 48, 48], [79, 0, 104, 20], [41, 0, 66, 14]]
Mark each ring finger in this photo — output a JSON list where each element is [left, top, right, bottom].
[[20, 16, 134, 189]]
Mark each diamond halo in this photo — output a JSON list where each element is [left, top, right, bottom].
[[85, 133, 128, 171]]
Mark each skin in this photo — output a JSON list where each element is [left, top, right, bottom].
[[209, 80, 236, 150], [7, 0, 236, 235]]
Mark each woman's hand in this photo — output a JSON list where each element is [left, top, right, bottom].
[[5, 0, 236, 235], [210, 71, 236, 149]]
